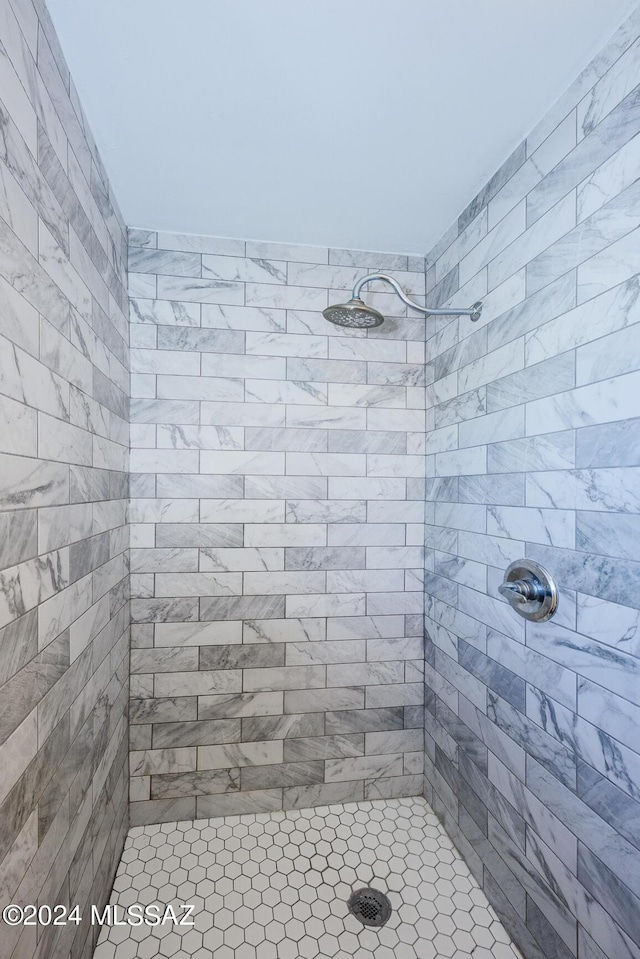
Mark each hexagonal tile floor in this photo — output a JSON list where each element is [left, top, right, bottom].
[[93, 797, 524, 959]]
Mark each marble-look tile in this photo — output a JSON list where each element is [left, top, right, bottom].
[[526, 371, 640, 435], [0, 452, 69, 511], [155, 523, 243, 548], [577, 225, 640, 302], [202, 253, 286, 285], [457, 142, 527, 232], [527, 467, 640, 513], [201, 595, 286, 622], [577, 130, 640, 222], [576, 417, 640, 468], [527, 619, 640, 707], [579, 33, 640, 137], [202, 303, 285, 332], [0, 5, 129, 937], [576, 511, 640, 560], [458, 202, 526, 286], [576, 593, 640, 655], [488, 432, 575, 473], [434, 386, 487, 429], [150, 768, 239, 799], [528, 182, 640, 295], [527, 80, 640, 224], [487, 505, 575, 548], [201, 400, 285, 428], [0, 509, 37, 569], [156, 231, 245, 255], [130, 296, 200, 326], [286, 356, 366, 384], [156, 275, 244, 305], [240, 761, 324, 790], [128, 247, 201, 277]]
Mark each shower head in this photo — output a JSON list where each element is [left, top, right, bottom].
[[322, 297, 385, 329], [323, 273, 483, 329]]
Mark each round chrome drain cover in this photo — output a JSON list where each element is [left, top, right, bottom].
[[347, 887, 392, 927]]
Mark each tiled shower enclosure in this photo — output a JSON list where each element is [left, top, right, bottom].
[[1, 1, 640, 958], [128, 232, 428, 825]]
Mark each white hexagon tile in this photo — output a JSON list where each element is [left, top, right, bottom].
[[93, 797, 524, 959]]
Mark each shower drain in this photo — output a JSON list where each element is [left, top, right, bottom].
[[347, 887, 392, 927]]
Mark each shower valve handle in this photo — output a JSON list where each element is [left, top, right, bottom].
[[498, 579, 545, 603]]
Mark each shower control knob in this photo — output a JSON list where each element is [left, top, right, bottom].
[[498, 579, 545, 602], [498, 560, 558, 622]]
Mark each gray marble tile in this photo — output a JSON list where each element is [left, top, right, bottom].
[[130, 597, 199, 624], [0, 633, 67, 743], [486, 353, 575, 412], [200, 595, 285, 621], [129, 797, 196, 827], [197, 691, 283, 722], [241, 713, 324, 742], [0, 508, 37, 568], [283, 734, 363, 762], [156, 275, 244, 305], [152, 718, 240, 749], [196, 789, 282, 818], [528, 685, 640, 803], [364, 773, 423, 800], [576, 417, 640, 469], [525, 898, 575, 959], [458, 142, 527, 232], [155, 524, 243, 548], [458, 474, 525, 506], [157, 325, 245, 354], [240, 760, 325, 790], [130, 647, 198, 674], [128, 229, 157, 248], [575, 593, 640, 656], [367, 362, 426, 387], [284, 547, 365, 570], [527, 83, 640, 224], [527, 469, 640, 514], [282, 781, 364, 809], [203, 303, 286, 333], [200, 643, 285, 670], [576, 511, 640, 560], [459, 642, 525, 711], [577, 759, 640, 853], [488, 432, 575, 474], [0, 453, 69, 511], [150, 767, 239, 799], [244, 427, 327, 452], [128, 247, 201, 277], [530, 178, 640, 292], [130, 697, 197, 725], [286, 356, 366, 384]]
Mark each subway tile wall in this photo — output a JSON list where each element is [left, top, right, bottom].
[[421, 9, 640, 959], [0, 0, 130, 957], [128, 232, 428, 825]]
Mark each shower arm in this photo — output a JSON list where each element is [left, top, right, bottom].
[[352, 273, 483, 321]]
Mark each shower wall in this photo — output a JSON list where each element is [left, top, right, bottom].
[[128, 232, 427, 825], [421, 10, 640, 959], [0, 1, 130, 958]]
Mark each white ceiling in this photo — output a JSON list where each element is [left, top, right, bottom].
[[48, 0, 637, 253]]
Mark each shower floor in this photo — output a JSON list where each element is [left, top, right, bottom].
[[93, 797, 523, 959]]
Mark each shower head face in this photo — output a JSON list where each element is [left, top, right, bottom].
[[323, 297, 385, 329]]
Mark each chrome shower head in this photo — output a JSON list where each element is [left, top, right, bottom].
[[322, 273, 483, 329], [322, 297, 385, 329]]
